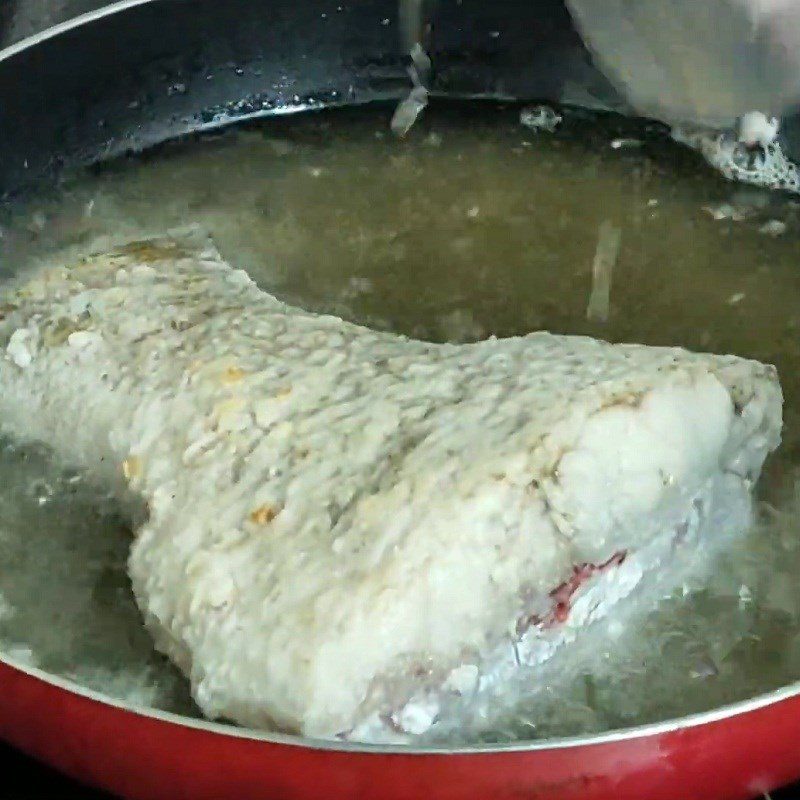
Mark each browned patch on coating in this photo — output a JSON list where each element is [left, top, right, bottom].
[[43, 318, 82, 346], [221, 365, 248, 384], [249, 505, 279, 525], [122, 455, 142, 480], [598, 390, 645, 411], [115, 240, 185, 262]]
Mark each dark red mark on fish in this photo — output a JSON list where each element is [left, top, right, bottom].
[[518, 550, 627, 634]]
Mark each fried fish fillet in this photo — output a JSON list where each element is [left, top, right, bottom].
[[0, 228, 782, 740]]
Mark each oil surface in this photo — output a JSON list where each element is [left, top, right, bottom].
[[2, 102, 800, 741]]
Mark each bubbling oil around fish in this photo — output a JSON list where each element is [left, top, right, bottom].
[[1, 102, 800, 741]]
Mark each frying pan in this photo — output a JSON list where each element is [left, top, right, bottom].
[[2, 2, 800, 799]]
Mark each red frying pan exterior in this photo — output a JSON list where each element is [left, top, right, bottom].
[[1, 657, 800, 800]]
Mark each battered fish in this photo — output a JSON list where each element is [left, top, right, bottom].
[[0, 228, 782, 740]]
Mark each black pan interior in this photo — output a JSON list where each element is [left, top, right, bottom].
[[0, 0, 629, 198]]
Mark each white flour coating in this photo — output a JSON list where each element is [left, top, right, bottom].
[[0, 227, 782, 739], [353, 470, 753, 743]]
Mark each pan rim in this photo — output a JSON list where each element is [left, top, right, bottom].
[[3, 649, 800, 755], [0, 0, 159, 63]]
